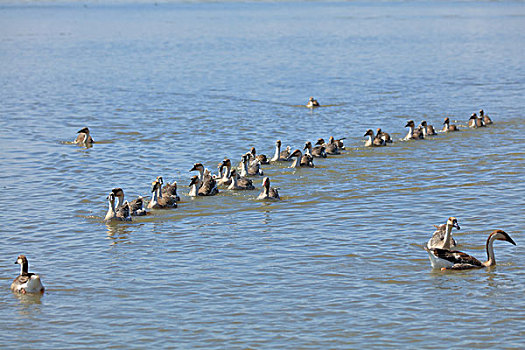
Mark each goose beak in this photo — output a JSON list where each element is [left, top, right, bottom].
[[454, 223, 460, 230], [507, 236, 517, 246]]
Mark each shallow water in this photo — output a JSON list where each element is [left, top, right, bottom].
[[0, 1, 524, 349]]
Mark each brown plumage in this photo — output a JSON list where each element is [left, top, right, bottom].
[[442, 117, 459, 132]]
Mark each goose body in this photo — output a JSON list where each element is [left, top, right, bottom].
[[249, 147, 270, 165], [105, 193, 132, 221], [228, 169, 255, 190], [306, 97, 320, 108], [479, 109, 492, 125], [271, 140, 292, 162], [190, 163, 219, 195], [289, 149, 314, 168], [74, 127, 95, 145], [364, 129, 386, 147], [240, 154, 264, 177], [316, 138, 340, 155], [112, 188, 147, 216], [331, 136, 346, 149], [468, 113, 485, 128], [403, 120, 424, 140], [257, 177, 280, 200], [426, 230, 516, 270], [11, 255, 45, 294], [426, 217, 460, 250], [442, 117, 459, 132], [147, 179, 178, 208], [304, 141, 327, 158], [376, 128, 392, 143], [421, 121, 437, 136], [216, 159, 233, 187]]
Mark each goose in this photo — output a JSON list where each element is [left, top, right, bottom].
[[190, 163, 220, 194], [11, 255, 45, 294], [74, 127, 95, 145], [425, 230, 516, 270], [147, 179, 178, 209], [306, 97, 320, 108], [442, 117, 459, 132], [228, 169, 255, 190], [304, 141, 327, 158], [104, 192, 131, 221], [330, 136, 346, 149], [426, 217, 460, 250], [257, 177, 280, 200], [240, 154, 264, 177], [249, 147, 270, 165], [420, 121, 437, 136], [156, 176, 181, 202], [271, 140, 292, 162], [479, 109, 492, 125], [216, 159, 233, 187], [468, 113, 484, 128], [112, 188, 147, 216], [289, 149, 314, 168], [403, 120, 424, 140], [364, 129, 386, 147], [376, 128, 393, 143], [316, 138, 340, 155]]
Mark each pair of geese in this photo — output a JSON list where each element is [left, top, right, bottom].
[[424, 217, 515, 270]]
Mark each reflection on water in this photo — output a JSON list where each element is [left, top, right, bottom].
[[106, 222, 132, 244], [13, 292, 43, 317]]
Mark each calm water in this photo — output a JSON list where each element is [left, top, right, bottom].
[[1, 1, 524, 348]]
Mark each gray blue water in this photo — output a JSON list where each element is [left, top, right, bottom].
[[0, 1, 524, 348]]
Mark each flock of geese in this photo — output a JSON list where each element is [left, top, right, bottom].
[[10, 101, 515, 294]]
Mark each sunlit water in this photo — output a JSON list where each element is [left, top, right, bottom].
[[0, 1, 524, 348]]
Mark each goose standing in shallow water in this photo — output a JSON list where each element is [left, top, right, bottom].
[[257, 177, 280, 200], [271, 140, 292, 162], [442, 117, 459, 132], [11, 255, 45, 294], [376, 128, 393, 143], [420, 121, 437, 136], [316, 138, 340, 155], [190, 163, 219, 195], [304, 141, 326, 158], [228, 169, 255, 190], [403, 120, 424, 140], [479, 109, 492, 125], [289, 149, 314, 168], [74, 127, 95, 145], [147, 179, 178, 208], [364, 129, 386, 147], [426, 217, 460, 250], [306, 97, 320, 108], [425, 230, 516, 270], [112, 188, 147, 216]]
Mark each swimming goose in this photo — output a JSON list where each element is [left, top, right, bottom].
[[420, 121, 437, 136], [304, 141, 327, 158], [479, 109, 492, 125], [228, 169, 255, 190], [156, 176, 181, 202], [426, 217, 460, 250], [147, 179, 178, 209], [74, 127, 95, 145], [306, 97, 320, 108], [257, 177, 280, 200], [112, 188, 147, 216], [376, 128, 393, 143], [364, 129, 386, 147], [240, 154, 264, 177], [403, 120, 424, 140], [105, 193, 131, 221], [316, 138, 340, 155], [190, 163, 220, 195], [216, 159, 233, 187], [271, 140, 292, 162], [289, 149, 314, 168], [249, 147, 270, 165], [330, 136, 346, 149], [11, 255, 45, 294], [442, 117, 459, 132], [468, 113, 484, 128], [426, 230, 516, 270]]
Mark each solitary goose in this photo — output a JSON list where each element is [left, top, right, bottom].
[[104, 192, 132, 221], [420, 121, 437, 136], [11, 255, 45, 294], [240, 154, 264, 177], [112, 188, 147, 216], [147, 179, 178, 209], [249, 147, 270, 165], [304, 141, 326, 158], [74, 127, 95, 145], [271, 140, 292, 162], [426, 230, 516, 270], [190, 163, 219, 195], [426, 217, 460, 250], [316, 138, 340, 155], [289, 149, 314, 168], [257, 177, 280, 200], [306, 97, 320, 108], [376, 128, 393, 143], [228, 169, 255, 190], [364, 129, 386, 147], [479, 109, 492, 125], [403, 120, 424, 140], [442, 117, 459, 132], [156, 176, 181, 202], [468, 113, 484, 128], [216, 159, 233, 187]]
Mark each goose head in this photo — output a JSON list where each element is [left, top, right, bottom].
[[479, 109, 484, 116], [469, 113, 477, 121], [250, 147, 257, 157], [329, 136, 335, 144], [447, 217, 461, 230], [77, 127, 90, 134], [443, 117, 450, 125], [190, 163, 204, 173], [15, 255, 28, 265], [364, 129, 374, 137], [156, 176, 164, 185], [111, 188, 125, 201], [308, 97, 314, 102], [262, 176, 270, 189], [405, 120, 415, 128], [150, 180, 160, 193], [304, 141, 312, 150], [491, 230, 516, 245], [189, 175, 201, 187], [421, 121, 428, 127], [376, 128, 383, 134], [230, 169, 238, 178], [276, 139, 281, 147], [315, 138, 326, 146], [289, 149, 302, 158]]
